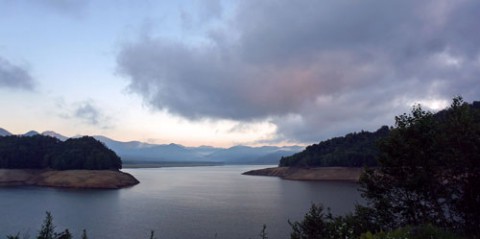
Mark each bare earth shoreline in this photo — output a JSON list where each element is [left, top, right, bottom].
[[242, 167, 363, 182], [0, 169, 139, 189]]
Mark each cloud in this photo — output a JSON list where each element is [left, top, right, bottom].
[[56, 100, 112, 129], [117, 0, 480, 143], [0, 56, 35, 90], [180, 0, 223, 30], [198, 0, 223, 22], [74, 102, 101, 125]]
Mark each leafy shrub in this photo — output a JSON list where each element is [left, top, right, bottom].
[[360, 224, 463, 239]]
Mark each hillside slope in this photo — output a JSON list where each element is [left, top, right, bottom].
[[280, 126, 390, 167], [280, 100, 480, 168]]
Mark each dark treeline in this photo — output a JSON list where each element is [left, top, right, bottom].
[[0, 135, 122, 170], [280, 100, 480, 168], [280, 126, 390, 167]]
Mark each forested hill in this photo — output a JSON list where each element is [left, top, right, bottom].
[[279, 126, 390, 167], [0, 135, 122, 170], [280, 100, 480, 168]]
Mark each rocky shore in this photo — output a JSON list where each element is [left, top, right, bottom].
[[0, 169, 139, 189], [243, 167, 363, 182]]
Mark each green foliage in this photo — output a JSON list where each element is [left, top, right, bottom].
[[289, 203, 328, 239], [47, 137, 122, 170], [0, 135, 60, 169], [0, 135, 122, 170], [360, 97, 480, 238], [288, 203, 382, 239], [290, 203, 463, 239], [360, 224, 463, 239], [360, 105, 446, 228], [437, 98, 480, 236], [323, 206, 381, 239], [33, 212, 88, 239], [324, 214, 355, 239], [37, 212, 55, 239], [280, 126, 389, 167], [288, 203, 388, 239]]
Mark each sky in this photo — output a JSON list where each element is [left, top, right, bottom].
[[0, 0, 479, 147]]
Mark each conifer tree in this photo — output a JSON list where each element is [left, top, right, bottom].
[[37, 212, 55, 239]]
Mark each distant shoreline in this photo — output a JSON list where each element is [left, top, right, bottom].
[[242, 167, 363, 182], [122, 161, 224, 168], [0, 169, 139, 189]]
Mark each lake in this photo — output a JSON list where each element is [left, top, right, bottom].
[[0, 165, 363, 239]]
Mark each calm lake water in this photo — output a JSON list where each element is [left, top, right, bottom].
[[0, 165, 363, 239]]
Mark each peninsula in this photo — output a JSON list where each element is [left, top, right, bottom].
[[243, 167, 362, 182], [0, 169, 139, 189], [0, 135, 139, 189], [242, 126, 390, 182]]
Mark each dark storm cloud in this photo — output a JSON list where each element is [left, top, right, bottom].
[[117, 0, 480, 142], [0, 56, 35, 90]]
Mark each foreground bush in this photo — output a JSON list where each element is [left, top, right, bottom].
[[288, 203, 465, 239], [360, 224, 463, 239], [6, 212, 78, 239], [360, 97, 480, 237], [288, 203, 378, 239]]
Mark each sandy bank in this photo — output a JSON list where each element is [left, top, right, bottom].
[[242, 167, 363, 182], [0, 169, 139, 189]]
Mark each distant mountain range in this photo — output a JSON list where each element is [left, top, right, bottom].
[[0, 128, 11, 137], [0, 127, 303, 165], [93, 135, 302, 165], [42, 131, 69, 141]]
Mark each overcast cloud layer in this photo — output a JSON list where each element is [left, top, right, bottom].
[[117, 0, 480, 142]]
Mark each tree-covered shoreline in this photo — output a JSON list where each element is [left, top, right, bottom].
[[0, 135, 122, 170], [280, 126, 390, 167], [281, 99, 480, 169]]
